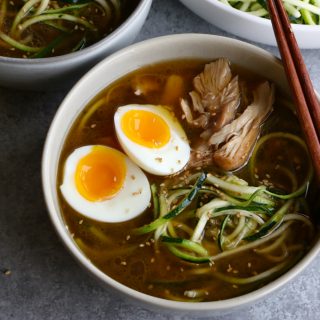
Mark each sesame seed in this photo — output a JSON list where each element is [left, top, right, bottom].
[[79, 219, 83, 225], [3, 269, 11, 276], [184, 290, 197, 298], [120, 261, 127, 266], [150, 257, 155, 263], [132, 189, 142, 196], [126, 235, 131, 241]]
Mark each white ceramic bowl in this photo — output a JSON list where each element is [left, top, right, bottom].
[[180, 0, 320, 49], [0, 0, 152, 90], [42, 34, 320, 316]]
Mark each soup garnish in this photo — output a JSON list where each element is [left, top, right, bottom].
[[58, 58, 316, 302], [0, 0, 139, 58]]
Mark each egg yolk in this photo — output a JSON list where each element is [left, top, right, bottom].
[[121, 109, 170, 148], [75, 147, 126, 202]]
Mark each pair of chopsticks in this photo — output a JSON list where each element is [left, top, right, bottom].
[[267, 0, 320, 184]]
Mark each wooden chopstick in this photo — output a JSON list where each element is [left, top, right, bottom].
[[267, 0, 320, 183]]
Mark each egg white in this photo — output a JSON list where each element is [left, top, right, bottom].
[[60, 145, 151, 223], [114, 105, 190, 176]]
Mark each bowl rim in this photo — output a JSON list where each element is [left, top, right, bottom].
[[0, 0, 152, 64], [181, 0, 320, 31], [42, 33, 320, 312]]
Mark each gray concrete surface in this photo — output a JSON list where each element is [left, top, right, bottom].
[[0, 0, 319, 319]]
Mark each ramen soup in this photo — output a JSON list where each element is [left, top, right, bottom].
[[0, 0, 140, 58], [58, 59, 317, 302]]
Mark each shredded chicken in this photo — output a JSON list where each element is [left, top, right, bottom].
[[180, 58, 240, 133], [181, 58, 275, 171], [211, 82, 274, 171]]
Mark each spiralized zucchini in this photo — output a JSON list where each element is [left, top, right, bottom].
[[220, 0, 320, 25], [133, 132, 315, 300], [0, 0, 124, 58]]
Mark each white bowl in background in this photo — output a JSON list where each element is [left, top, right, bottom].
[[42, 34, 320, 316], [0, 0, 152, 90], [180, 0, 320, 49]]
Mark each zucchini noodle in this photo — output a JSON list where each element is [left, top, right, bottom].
[[0, 0, 125, 58], [249, 132, 313, 199], [220, 0, 320, 24], [132, 131, 314, 294], [0, 0, 7, 29]]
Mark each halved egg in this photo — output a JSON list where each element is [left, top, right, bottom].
[[60, 145, 151, 223], [114, 105, 190, 176]]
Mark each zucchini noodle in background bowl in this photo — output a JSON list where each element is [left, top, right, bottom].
[[0, 0, 152, 89], [179, 0, 320, 48], [42, 34, 320, 315]]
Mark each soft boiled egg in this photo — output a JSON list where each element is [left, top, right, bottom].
[[114, 105, 190, 176], [60, 145, 151, 223]]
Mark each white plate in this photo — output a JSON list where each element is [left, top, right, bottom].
[[180, 0, 320, 49]]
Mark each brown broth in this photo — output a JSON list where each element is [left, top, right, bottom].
[[58, 60, 316, 301]]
